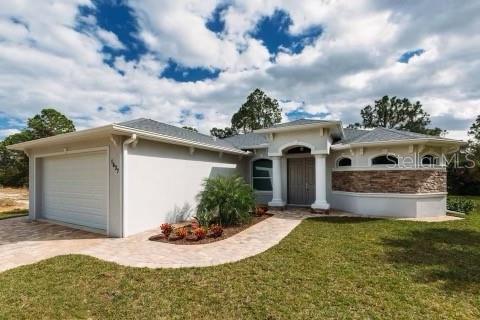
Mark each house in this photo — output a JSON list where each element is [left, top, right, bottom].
[[8, 118, 464, 237]]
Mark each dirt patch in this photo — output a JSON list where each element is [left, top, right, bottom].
[[0, 188, 28, 213], [149, 214, 272, 245]]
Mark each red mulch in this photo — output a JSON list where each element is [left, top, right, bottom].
[[149, 214, 272, 245]]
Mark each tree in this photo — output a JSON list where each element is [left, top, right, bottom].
[[359, 96, 444, 136], [182, 126, 198, 132], [27, 108, 75, 139], [230, 89, 282, 133], [210, 127, 237, 139], [468, 115, 480, 143], [0, 108, 75, 187], [447, 115, 480, 195]]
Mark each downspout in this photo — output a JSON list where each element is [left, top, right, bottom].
[[122, 134, 137, 237]]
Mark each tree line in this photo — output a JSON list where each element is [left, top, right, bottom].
[[1, 91, 478, 195]]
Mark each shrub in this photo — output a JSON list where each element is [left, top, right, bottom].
[[196, 175, 255, 226], [447, 197, 476, 214], [209, 224, 223, 238], [175, 227, 188, 239], [160, 223, 173, 237], [196, 208, 216, 228], [194, 227, 207, 240]]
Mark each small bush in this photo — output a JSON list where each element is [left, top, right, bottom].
[[196, 209, 216, 228], [447, 197, 476, 214], [196, 175, 255, 226], [209, 224, 223, 238], [175, 227, 188, 239], [160, 223, 173, 237], [194, 227, 207, 240]]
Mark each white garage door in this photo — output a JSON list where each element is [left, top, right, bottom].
[[41, 151, 108, 230]]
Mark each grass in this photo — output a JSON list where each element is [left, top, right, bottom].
[[0, 209, 28, 220], [0, 201, 480, 319]]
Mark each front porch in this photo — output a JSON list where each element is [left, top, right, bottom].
[[267, 145, 330, 211]]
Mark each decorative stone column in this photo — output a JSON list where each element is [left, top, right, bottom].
[[268, 156, 286, 207], [311, 154, 330, 210]]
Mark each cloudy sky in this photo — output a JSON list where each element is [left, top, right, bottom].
[[0, 0, 479, 140]]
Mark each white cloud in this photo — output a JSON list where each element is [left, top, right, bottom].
[[0, 0, 478, 141]]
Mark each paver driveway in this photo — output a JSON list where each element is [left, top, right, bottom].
[[0, 214, 307, 272]]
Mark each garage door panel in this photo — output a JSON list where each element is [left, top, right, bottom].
[[41, 151, 108, 230]]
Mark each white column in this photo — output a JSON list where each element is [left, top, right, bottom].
[[268, 156, 285, 207], [311, 154, 330, 210]]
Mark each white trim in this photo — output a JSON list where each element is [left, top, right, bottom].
[[33, 146, 110, 235], [332, 166, 446, 172], [331, 190, 447, 198], [419, 152, 441, 166], [335, 155, 353, 168], [255, 121, 342, 134], [7, 125, 114, 150], [113, 125, 248, 155], [33, 146, 109, 159], [122, 134, 137, 237], [331, 137, 465, 150], [368, 152, 398, 166], [277, 141, 316, 153]]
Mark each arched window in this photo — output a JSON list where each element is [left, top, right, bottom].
[[422, 154, 439, 165], [287, 146, 311, 154], [337, 157, 352, 167], [371, 155, 398, 166], [252, 159, 272, 191]]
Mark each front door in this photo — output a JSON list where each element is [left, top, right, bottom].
[[287, 158, 315, 205]]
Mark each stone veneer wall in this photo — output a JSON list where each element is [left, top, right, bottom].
[[332, 170, 447, 193]]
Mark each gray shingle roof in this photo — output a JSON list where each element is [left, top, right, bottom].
[[117, 118, 244, 152], [336, 127, 445, 145], [268, 118, 337, 129], [222, 132, 269, 149]]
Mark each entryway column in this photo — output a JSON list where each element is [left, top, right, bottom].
[[268, 156, 286, 207], [311, 154, 330, 210]]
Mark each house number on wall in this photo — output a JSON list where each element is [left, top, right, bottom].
[[111, 159, 119, 174]]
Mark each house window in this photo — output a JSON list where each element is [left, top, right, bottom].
[[422, 154, 439, 165], [337, 157, 352, 167], [252, 159, 272, 191], [371, 155, 398, 166]]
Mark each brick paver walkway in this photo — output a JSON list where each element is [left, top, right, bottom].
[[0, 213, 308, 272], [0, 211, 458, 272]]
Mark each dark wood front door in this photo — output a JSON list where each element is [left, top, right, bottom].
[[287, 157, 315, 205]]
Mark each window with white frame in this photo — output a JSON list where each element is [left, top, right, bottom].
[[371, 154, 399, 166], [337, 157, 352, 167], [421, 154, 439, 166], [252, 159, 272, 191]]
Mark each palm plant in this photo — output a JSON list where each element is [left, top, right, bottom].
[[196, 175, 255, 226]]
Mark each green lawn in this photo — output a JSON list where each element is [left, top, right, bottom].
[[1, 204, 480, 319], [0, 209, 28, 220]]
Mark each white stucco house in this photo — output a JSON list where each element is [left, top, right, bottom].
[[9, 118, 464, 237]]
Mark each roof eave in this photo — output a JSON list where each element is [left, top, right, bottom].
[[112, 125, 249, 156], [6, 125, 115, 151], [331, 138, 466, 150]]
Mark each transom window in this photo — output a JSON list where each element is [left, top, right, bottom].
[[286, 147, 311, 154], [252, 159, 272, 191], [422, 154, 439, 165], [371, 155, 398, 166], [337, 157, 352, 167]]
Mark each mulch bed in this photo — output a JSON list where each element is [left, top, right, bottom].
[[149, 214, 273, 245]]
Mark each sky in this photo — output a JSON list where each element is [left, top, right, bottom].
[[0, 1, 479, 141]]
